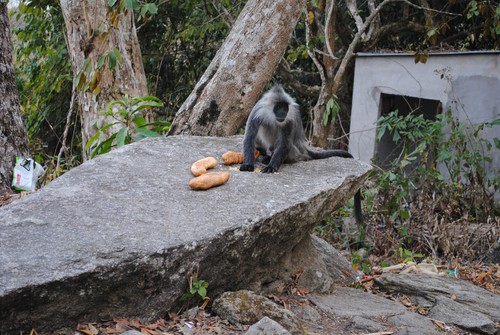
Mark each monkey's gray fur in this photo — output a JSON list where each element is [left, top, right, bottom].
[[240, 84, 363, 225]]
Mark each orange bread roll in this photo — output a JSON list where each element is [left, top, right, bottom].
[[189, 172, 231, 190], [191, 157, 218, 176], [222, 150, 260, 165]]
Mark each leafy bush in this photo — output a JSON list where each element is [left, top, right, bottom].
[[370, 108, 499, 261], [86, 95, 169, 158], [316, 107, 498, 264], [12, 1, 73, 156]]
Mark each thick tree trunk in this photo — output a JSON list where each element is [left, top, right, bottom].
[[315, 0, 337, 149], [59, 0, 148, 159], [169, 0, 306, 136], [0, 1, 29, 196]]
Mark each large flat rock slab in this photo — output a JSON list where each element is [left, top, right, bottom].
[[310, 288, 441, 335], [0, 135, 371, 332], [376, 273, 500, 334]]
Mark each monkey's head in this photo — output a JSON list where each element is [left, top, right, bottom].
[[273, 101, 289, 123]]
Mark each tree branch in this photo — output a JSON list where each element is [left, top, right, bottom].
[[276, 61, 321, 99], [57, 80, 78, 170], [210, 0, 234, 28], [402, 0, 462, 17], [332, 0, 399, 93], [304, 7, 326, 88]]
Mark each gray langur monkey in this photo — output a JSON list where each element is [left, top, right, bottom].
[[240, 85, 363, 225]]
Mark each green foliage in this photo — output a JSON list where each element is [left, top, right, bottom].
[[322, 96, 340, 126], [12, 0, 74, 157], [370, 106, 499, 261], [376, 108, 498, 222], [76, 48, 124, 96], [315, 195, 371, 250], [286, 44, 309, 63], [398, 247, 425, 263], [137, 0, 243, 119], [422, 1, 500, 49], [314, 215, 342, 238], [108, 0, 158, 22], [351, 251, 371, 275], [86, 95, 168, 158], [180, 278, 209, 302]]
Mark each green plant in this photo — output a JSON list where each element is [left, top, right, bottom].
[[371, 106, 499, 260], [398, 247, 425, 263], [180, 278, 209, 302], [12, 1, 74, 156], [351, 251, 371, 275], [322, 95, 340, 126], [376, 108, 498, 222], [86, 95, 169, 158]]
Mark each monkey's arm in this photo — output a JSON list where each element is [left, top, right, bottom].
[[240, 116, 261, 172]]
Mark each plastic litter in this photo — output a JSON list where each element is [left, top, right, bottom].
[[11, 157, 45, 192]]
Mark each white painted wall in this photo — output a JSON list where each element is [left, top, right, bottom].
[[349, 52, 500, 176]]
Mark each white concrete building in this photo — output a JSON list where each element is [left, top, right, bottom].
[[349, 51, 499, 176]]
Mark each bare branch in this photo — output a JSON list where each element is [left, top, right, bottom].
[[211, 0, 234, 28], [276, 61, 321, 99], [402, 0, 461, 17], [419, 0, 434, 27], [333, 0, 399, 93], [365, 21, 426, 49], [304, 7, 326, 88], [345, 0, 364, 36], [57, 80, 78, 170], [324, 0, 336, 61], [365, 0, 380, 41]]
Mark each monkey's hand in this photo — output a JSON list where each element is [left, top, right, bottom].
[[239, 164, 254, 172], [261, 165, 278, 173], [261, 156, 271, 165]]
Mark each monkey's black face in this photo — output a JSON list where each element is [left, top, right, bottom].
[[273, 101, 289, 122]]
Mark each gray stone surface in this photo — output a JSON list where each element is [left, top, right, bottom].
[[376, 272, 500, 334], [348, 315, 384, 333], [291, 305, 322, 323], [120, 331, 143, 335], [212, 290, 303, 334], [0, 135, 371, 333], [244, 317, 291, 335], [428, 296, 497, 335], [309, 287, 441, 335], [261, 234, 355, 296]]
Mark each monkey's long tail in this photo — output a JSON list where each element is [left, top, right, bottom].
[[354, 190, 364, 226], [308, 148, 364, 229], [307, 149, 353, 159]]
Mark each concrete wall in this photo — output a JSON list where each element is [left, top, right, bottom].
[[348, 52, 500, 176]]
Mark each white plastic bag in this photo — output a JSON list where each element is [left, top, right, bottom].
[[11, 157, 45, 192]]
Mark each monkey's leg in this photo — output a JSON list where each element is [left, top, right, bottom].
[[262, 126, 291, 173]]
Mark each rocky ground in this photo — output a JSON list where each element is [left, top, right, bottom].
[[3, 192, 498, 335], [42, 261, 499, 335]]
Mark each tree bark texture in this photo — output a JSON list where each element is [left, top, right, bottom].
[[0, 2, 29, 196], [169, 0, 306, 137], [317, 0, 337, 148], [59, 0, 148, 159]]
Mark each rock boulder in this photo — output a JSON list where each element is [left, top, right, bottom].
[[0, 135, 371, 333]]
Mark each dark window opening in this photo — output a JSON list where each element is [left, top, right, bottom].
[[375, 94, 442, 169]]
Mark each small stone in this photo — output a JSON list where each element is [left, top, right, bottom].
[[244, 317, 291, 335]]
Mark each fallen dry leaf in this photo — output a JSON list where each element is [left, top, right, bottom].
[[432, 319, 447, 330], [399, 295, 412, 307]]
